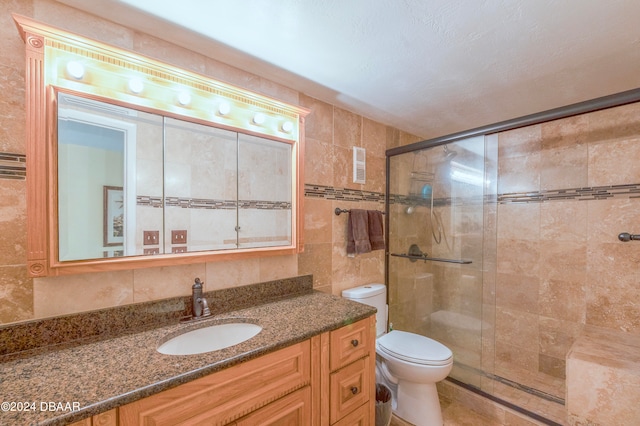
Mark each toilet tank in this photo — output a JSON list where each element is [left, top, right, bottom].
[[342, 283, 387, 337]]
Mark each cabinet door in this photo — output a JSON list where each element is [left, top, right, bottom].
[[235, 386, 310, 425]]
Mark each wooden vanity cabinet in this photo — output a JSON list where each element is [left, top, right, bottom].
[[324, 317, 376, 425], [119, 340, 311, 425], [70, 316, 375, 425]]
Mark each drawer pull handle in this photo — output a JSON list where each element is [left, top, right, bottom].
[[351, 386, 359, 395], [351, 339, 359, 347]]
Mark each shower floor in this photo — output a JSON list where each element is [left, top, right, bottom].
[[450, 363, 566, 425]]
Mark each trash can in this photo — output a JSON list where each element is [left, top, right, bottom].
[[375, 383, 392, 426]]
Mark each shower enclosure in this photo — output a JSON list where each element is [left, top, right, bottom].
[[385, 90, 640, 425], [387, 132, 565, 424], [386, 135, 499, 398]]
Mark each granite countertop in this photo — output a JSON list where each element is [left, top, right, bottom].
[[0, 290, 375, 426]]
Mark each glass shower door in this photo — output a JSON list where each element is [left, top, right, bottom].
[[386, 135, 495, 390]]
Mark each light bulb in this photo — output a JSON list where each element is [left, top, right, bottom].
[[218, 101, 231, 115], [128, 77, 144, 94], [177, 91, 191, 106], [66, 61, 85, 79], [252, 113, 265, 125], [281, 121, 294, 133]]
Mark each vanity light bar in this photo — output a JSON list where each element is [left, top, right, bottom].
[[47, 49, 302, 141]]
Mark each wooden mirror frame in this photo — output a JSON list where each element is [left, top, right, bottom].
[[14, 14, 308, 277]]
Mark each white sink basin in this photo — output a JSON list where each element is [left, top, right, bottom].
[[157, 322, 262, 356]]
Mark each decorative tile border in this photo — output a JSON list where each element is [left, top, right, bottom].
[[0, 152, 26, 180], [165, 197, 237, 210], [138, 196, 291, 210], [136, 196, 163, 208], [369, 185, 640, 208], [304, 184, 384, 203], [498, 184, 640, 204]]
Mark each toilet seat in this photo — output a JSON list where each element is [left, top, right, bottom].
[[377, 330, 453, 366]]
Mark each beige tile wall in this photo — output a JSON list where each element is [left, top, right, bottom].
[[297, 94, 420, 295]]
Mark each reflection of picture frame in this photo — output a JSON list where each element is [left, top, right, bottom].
[[102, 250, 124, 258], [103, 185, 124, 247]]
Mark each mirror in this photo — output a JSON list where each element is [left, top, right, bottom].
[[15, 14, 308, 277], [57, 93, 164, 261], [57, 92, 293, 262]]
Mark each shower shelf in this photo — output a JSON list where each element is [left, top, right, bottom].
[[389, 252, 472, 265]]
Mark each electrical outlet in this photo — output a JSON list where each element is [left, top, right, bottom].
[[171, 230, 187, 245], [143, 230, 159, 245]]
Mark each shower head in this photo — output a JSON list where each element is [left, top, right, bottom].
[[443, 145, 457, 161]]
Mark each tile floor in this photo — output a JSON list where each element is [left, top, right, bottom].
[[386, 383, 554, 426], [390, 400, 502, 425]]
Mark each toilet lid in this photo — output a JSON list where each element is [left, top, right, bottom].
[[377, 330, 453, 366]]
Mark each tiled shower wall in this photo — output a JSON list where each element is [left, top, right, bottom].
[[493, 100, 640, 399]]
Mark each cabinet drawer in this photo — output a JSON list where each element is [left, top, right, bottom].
[[330, 356, 370, 424], [330, 318, 371, 371], [119, 341, 310, 426], [332, 401, 370, 426], [235, 386, 310, 425]]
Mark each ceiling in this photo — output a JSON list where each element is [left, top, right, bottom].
[[55, 0, 640, 139]]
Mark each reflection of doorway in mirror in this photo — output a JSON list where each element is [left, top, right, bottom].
[[57, 93, 137, 261]]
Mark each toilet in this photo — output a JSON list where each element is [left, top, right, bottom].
[[342, 283, 453, 426]]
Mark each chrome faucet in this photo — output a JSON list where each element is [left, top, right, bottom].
[[192, 277, 211, 319]]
